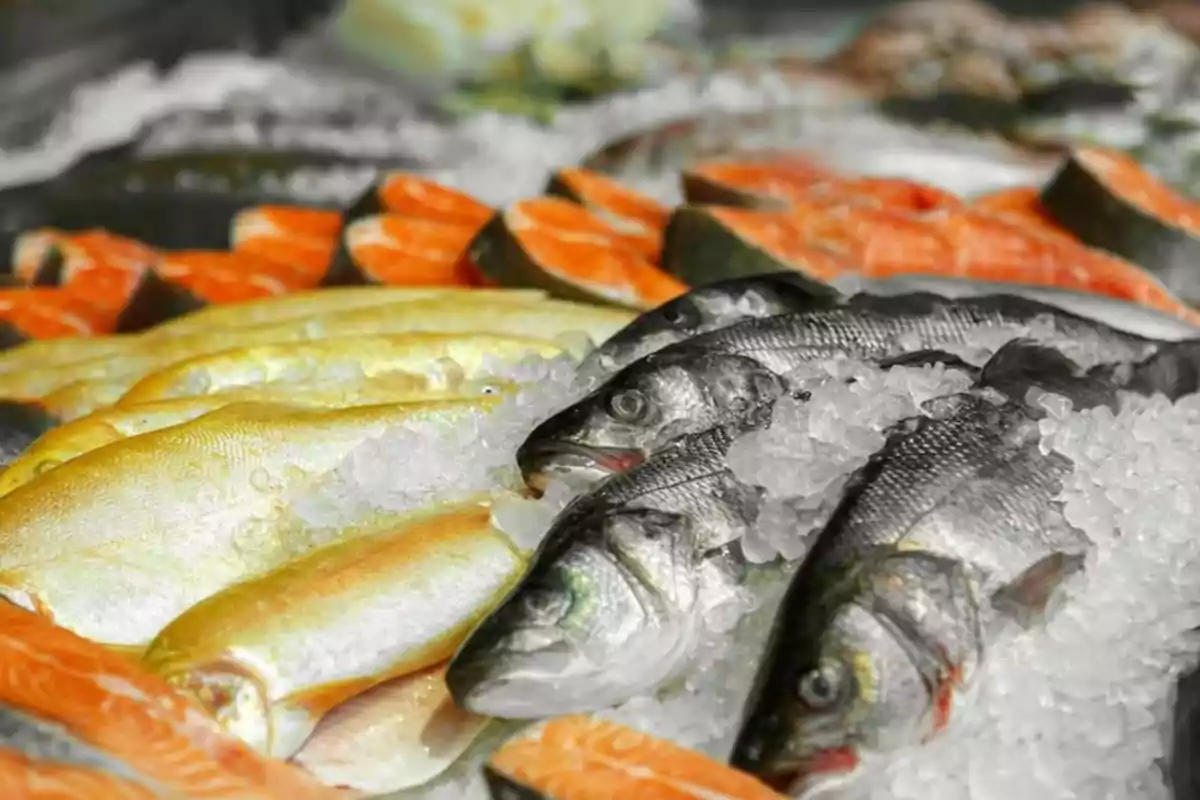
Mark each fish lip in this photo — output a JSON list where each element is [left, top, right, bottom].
[[519, 441, 646, 489], [784, 746, 863, 796]]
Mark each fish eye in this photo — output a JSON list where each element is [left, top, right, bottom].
[[607, 389, 650, 423], [797, 660, 848, 711], [661, 305, 698, 328]]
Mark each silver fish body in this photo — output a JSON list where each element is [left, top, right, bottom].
[[575, 273, 844, 385], [520, 291, 1158, 491], [691, 292, 1159, 376], [729, 340, 1120, 795], [449, 417, 767, 719]]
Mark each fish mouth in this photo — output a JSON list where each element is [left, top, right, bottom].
[[518, 441, 646, 492], [764, 747, 862, 797]]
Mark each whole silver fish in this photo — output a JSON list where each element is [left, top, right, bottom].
[[728, 340, 1127, 795], [575, 273, 843, 385], [448, 414, 770, 719], [519, 291, 1162, 491]]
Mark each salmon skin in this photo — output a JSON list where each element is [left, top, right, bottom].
[[485, 715, 786, 799], [544, 167, 670, 262], [325, 173, 492, 287], [468, 197, 687, 311], [0, 603, 341, 799], [1039, 146, 1200, 305]]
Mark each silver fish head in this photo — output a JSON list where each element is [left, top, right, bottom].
[[731, 599, 929, 796], [446, 507, 703, 718], [575, 274, 842, 383], [518, 350, 787, 492]]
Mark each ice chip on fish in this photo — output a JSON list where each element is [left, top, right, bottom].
[[575, 272, 844, 385]]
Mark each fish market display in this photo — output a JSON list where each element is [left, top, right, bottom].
[[6, 56, 1200, 800]]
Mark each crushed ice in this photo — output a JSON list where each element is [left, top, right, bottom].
[[280, 352, 586, 554], [728, 359, 975, 563], [846, 390, 1200, 800]]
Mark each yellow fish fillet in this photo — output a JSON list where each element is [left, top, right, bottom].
[[117, 332, 561, 406], [0, 296, 625, 400], [0, 379, 518, 499], [292, 663, 491, 794], [145, 286, 549, 339], [0, 397, 500, 647], [142, 499, 524, 759]]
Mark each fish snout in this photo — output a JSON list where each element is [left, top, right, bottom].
[[517, 437, 645, 493]]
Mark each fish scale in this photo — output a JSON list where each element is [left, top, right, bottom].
[[816, 394, 1029, 565], [674, 293, 1158, 378]]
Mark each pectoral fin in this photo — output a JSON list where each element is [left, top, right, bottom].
[[991, 551, 1086, 629]]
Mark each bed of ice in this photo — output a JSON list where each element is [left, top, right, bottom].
[[379, 345, 1200, 800]]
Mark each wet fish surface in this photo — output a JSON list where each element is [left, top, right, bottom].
[[450, 411, 776, 719], [520, 291, 1166, 490], [727, 339, 1139, 795]]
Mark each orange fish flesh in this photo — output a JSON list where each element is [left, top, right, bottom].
[[485, 197, 687, 309], [375, 172, 494, 228], [231, 206, 342, 278], [487, 715, 786, 800], [546, 167, 671, 262], [156, 251, 321, 304], [0, 289, 112, 339], [682, 157, 834, 209], [342, 214, 484, 286]]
